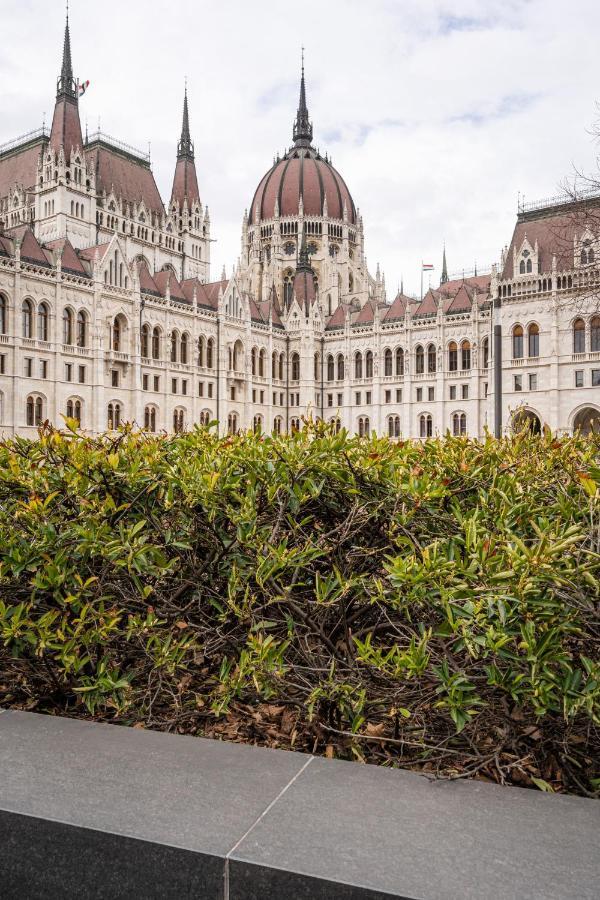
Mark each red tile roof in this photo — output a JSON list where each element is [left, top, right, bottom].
[[353, 300, 375, 325], [293, 268, 316, 309], [502, 211, 577, 278], [0, 139, 45, 199], [138, 260, 161, 295], [18, 228, 52, 267], [153, 269, 188, 302], [86, 144, 164, 215], [414, 289, 439, 317], [444, 283, 472, 314], [382, 292, 410, 322], [78, 242, 111, 262], [49, 96, 83, 157], [439, 274, 490, 295], [45, 238, 89, 276], [196, 279, 227, 310], [171, 157, 200, 209], [325, 303, 346, 330]]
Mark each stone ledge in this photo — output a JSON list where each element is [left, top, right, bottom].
[[0, 710, 598, 899]]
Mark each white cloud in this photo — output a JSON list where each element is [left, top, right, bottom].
[[1, 0, 599, 295]]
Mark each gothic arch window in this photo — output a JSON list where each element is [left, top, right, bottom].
[[283, 271, 294, 307], [327, 294, 332, 316], [448, 341, 458, 371], [348, 273, 354, 292], [512, 325, 524, 359], [384, 348, 392, 377], [291, 352, 300, 382], [253, 415, 263, 433], [388, 415, 401, 438], [171, 329, 179, 362], [66, 398, 82, 426], [251, 347, 257, 376], [112, 315, 127, 352], [180, 332, 189, 365], [173, 408, 185, 433], [152, 327, 161, 360], [63, 308, 74, 345], [37, 302, 49, 342], [461, 340, 471, 370], [273, 416, 283, 434], [77, 310, 87, 348], [415, 345, 424, 374], [427, 343, 436, 373], [107, 402, 121, 430], [259, 348, 266, 377], [330, 416, 341, 434], [199, 409, 211, 426], [395, 347, 404, 376], [314, 352, 320, 381], [357, 416, 370, 437], [419, 413, 433, 438], [337, 353, 344, 381], [278, 352, 284, 381], [573, 318, 585, 354], [22, 299, 33, 338], [232, 340, 244, 372], [528, 323, 540, 358], [0, 294, 7, 334], [144, 405, 157, 432], [482, 336, 489, 369], [327, 354, 335, 382], [354, 351, 363, 379], [26, 394, 44, 426], [198, 336, 205, 367], [141, 324, 150, 358], [591, 316, 600, 352], [452, 412, 467, 436], [290, 417, 301, 433], [228, 412, 238, 434], [272, 351, 278, 380], [365, 350, 374, 378], [207, 338, 214, 369]]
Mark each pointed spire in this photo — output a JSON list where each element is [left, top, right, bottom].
[[292, 47, 313, 147], [441, 245, 448, 284], [177, 83, 194, 159], [57, 5, 76, 100], [400, 275, 404, 295]]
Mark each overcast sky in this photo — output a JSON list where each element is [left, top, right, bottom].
[[2, 0, 600, 296]]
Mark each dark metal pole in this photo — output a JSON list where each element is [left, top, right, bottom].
[[493, 294, 502, 438]]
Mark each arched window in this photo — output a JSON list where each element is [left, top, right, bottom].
[[573, 318, 586, 354], [112, 317, 124, 352], [0, 294, 6, 334], [452, 412, 467, 435], [357, 416, 370, 437], [207, 338, 214, 369], [482, 337, 489, 369], [528, 323, 539, 358], [337, 353, 344, 381], [279, 352, 284, 381], [291, 352, 300, 382], [330, 417, 341, 434], [581, 249, 588, 265], [144, 406, 157, 432], [272, 351, 278, 380], [232, 340, 243, 372], [591, 316, 600, 352], [427, 343, 436, 373], [173, 408, 185, 433], [148, 327, 159, 360], [327, 354, 335, 382], [27, 395, 43, 426], [283, 271, 294, 307], [198, 336, 205, 367], [365, 350, 373, 378], [388, 415, 401, 438], [259, 348, 266, 377], [63, 308, 74, 345], [526, 259, 532, 273], [327, 294, 332, 316], [395, 347, 404, 376], [22, 299, 33, 338], [251, 347, 257, 376], [273, 416, 283, 434], [415, 345, 424, 374], [290, 417, 301, 433], [589, 248, 595, 264], [107, 402, 121, 430], [461, 340, 471, 370], [76, 310, 87, 348], [253, 415, 263, 433], [170, 330, 179, 362], [448, 342, 457, 371], [141, 324, 150, 358], [512, 325, 524, 359], [314, 352, 320, 381], [180, 333, 188, 365], [66, 398, 81, 426], [199, 409, 211, 426], [37, 302, 49, 342], [384, 348, 392, 376], [228, 412, 238, 434], [419, 413, 433, 438], [519, 260, 526, 274], [354, 351, 363, 379]]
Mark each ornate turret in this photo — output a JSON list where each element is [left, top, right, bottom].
[[49, 11, 83, 154], [292, 51, 313, 148], [293, 234, 316, 315], [171, 85, 201, 210]]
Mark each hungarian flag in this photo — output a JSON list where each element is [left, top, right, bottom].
[[422, 263, 434, 271], [78, 80, 90, 97]]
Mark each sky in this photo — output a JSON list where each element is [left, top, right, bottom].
[[2, 0, 600, 297]]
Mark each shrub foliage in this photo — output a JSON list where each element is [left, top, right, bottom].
[[0, 422, 599, 796]]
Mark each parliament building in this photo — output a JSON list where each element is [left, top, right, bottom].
[[0, 15, 599, 439]]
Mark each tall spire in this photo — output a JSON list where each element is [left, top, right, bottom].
[[57, 5, 76, 100], [292, 47, 313, 147], [441, 245, 448, 284], [177, 83, 194, 159]]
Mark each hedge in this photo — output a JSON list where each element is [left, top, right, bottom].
[[0, 422, 598, 796]]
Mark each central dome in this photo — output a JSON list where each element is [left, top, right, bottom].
[[249, 64, 356, 225]]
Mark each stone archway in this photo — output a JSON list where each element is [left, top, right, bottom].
[[512, 408, 542, 434], [572, 406, 600, 436]]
